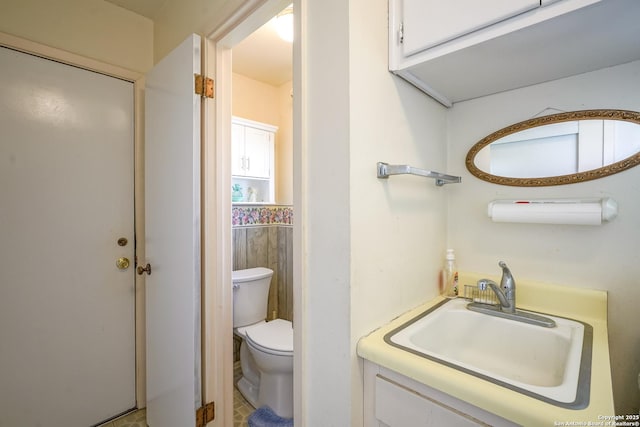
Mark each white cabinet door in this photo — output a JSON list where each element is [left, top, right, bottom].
[[375, 376, 484, 426], [364, 362, 519, 427], [401, 0, 540, 56], [243, 126, 272, 178], [231, 123, 246, 176]]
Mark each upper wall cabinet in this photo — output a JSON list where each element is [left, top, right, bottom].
[[232, 117, 276, 179], [389, 0, 640, 107], [232, 117, 278, 204]]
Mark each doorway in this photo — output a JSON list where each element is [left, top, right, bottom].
[[0, 45, 137, 426], [230, 5, 294, 425], [204, 2, 294, 425]]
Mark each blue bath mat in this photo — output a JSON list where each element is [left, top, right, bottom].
[[247, 406, 293, 427]]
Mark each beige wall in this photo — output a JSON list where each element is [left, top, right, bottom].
[[448, 60, 640, 415], [232, 73, 293, 204], [301, 0, 351, 422], [232, 72, 280, 124], [302, 0, 449, 425], [277, 81, 293, 204], [0, 0, 153, 73]]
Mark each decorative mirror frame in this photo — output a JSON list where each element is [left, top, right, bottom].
[[465, 109, 640, 186]]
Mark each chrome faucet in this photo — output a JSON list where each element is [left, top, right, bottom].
[[477, 261, 515, 313], [468, 261, 556, 328]]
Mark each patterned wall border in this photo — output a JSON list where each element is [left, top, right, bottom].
[[232, 205, 293, 227]]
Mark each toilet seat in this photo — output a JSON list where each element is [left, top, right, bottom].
[[245, 319, 293, 356], [234, 320, 266, 339]]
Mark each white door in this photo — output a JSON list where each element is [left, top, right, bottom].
[[144, 34, 202, 427], [0, 46, 136, 426]]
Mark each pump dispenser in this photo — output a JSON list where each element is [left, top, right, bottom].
[[442, 249, 458, 298]]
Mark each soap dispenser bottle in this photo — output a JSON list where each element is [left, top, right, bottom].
[[442, 249, 458, 298]]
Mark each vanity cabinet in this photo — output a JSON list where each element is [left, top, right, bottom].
[[363, 361, 518, 427], [389, 0, 640, 107], [232, 117, 278, 203]]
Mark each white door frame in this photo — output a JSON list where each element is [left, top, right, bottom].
[[201, 1, 299, 425], [0, 31, 148, 408]]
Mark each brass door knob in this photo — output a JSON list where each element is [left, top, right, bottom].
[[116, 257, 130, 270], [137, 263, 152, 276]]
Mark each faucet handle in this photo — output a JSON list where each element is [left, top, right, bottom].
[[498, 261, 515, 290]]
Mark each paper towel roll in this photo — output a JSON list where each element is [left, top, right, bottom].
[[487, 198, 618, 225]]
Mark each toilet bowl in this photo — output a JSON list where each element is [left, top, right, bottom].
[[245, 319, 293, 418], [234, 323, 264, 405], [232, 268, 294, 418]]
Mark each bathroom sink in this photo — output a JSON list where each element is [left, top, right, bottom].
[[385, 298, 592, 408]]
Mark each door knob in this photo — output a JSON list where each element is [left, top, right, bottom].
[[137, 263, 152, 275], [116, 257, 130, 270]]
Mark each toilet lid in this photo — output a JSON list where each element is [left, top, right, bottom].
[[245, 319, 293, 354]]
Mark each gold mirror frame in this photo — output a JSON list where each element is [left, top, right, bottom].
[[465, 109, 640, 186]]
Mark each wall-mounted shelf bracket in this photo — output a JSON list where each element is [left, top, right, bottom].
[[377, 162, 462, 186]]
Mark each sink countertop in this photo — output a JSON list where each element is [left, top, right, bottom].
[[357, 272, 614, 426]]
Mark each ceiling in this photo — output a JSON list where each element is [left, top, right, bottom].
[[103, 0, 167, 19], [103, 0, 292, 86], [232, 15, 292, 86]]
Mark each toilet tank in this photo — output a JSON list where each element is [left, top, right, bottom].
[[232, 267, 274, 327]]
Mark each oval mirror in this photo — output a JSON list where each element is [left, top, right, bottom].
[[466, 109, 640, 186]]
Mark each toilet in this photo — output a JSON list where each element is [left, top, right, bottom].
[[232, 267, 293, 418]]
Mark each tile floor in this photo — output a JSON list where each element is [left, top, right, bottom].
[[234, 360, 254, 427], [99, 408, 146, 427], [96, 362, 253, 427]]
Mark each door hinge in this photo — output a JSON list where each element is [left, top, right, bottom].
[[196, 401, 215, 427], [399, 22, 404, 44], [195, 74, 214, 99]]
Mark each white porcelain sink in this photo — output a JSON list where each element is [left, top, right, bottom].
[[386, 298, 591, 408]]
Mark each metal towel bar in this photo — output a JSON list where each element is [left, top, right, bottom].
[[376, 162, 462, 186]]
